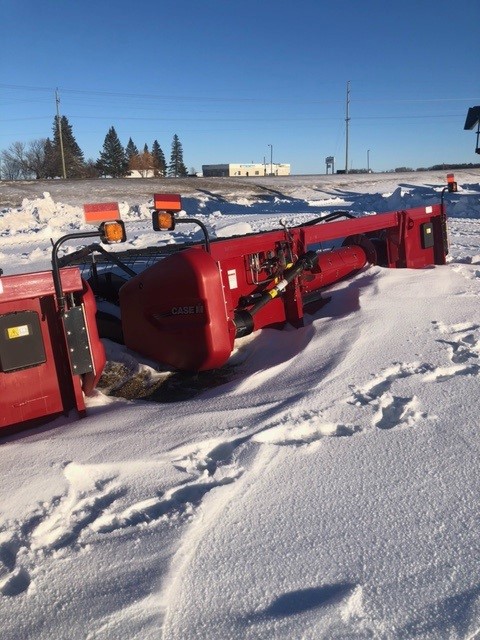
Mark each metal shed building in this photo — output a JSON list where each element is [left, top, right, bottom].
[[202, 163, 290, 177]]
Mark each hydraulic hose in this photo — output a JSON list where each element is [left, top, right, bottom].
[[234, 251, 318, 338]]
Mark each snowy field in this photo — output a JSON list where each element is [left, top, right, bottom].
[[0, 170, 479, 639]]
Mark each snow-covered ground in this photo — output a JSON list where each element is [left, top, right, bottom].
[[0, 171, 479, 639]]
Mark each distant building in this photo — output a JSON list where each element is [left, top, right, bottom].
[[126, 169, 155, 178], [202, 163, 291, 177]]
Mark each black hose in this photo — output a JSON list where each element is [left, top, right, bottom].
[[294, 211, 356, 227], [234, 251, 318, 338]]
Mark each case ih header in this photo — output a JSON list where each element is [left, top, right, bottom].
[[0, 176, 457, 433]]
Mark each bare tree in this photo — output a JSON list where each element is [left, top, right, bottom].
[[1, 150, 22, 179], [1, 142, 30, 179], [0, 140, 50, 179], [26, 139, 47, 179]]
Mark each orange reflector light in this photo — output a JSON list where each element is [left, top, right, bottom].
[[152, 211, 176, 231], [153, 193, 182, 211], [100, 220, 127, 244], [84, 202, 120, 223]]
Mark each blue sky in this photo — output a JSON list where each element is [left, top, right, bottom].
[[1, 0, 479, 174]]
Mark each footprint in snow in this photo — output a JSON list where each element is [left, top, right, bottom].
[[432, 320, 480, 366], [372, 394, 428, 431], [91, 466, 243, 534], [347, 362, 432, 408], [29, 466, 125, 552], [0, 533, 30, 597], [347, 325, 479, 432], [253, 410, 359, 447]]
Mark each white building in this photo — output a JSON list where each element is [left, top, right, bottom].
[[126, 169, 155, 178], [202, 163, 291, 177]]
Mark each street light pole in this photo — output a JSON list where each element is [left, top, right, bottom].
[[268, 144, 273, 176], [367, 149, 370, 172]]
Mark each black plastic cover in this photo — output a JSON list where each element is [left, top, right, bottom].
[[421, 222, 435, 249], [0, 311, 46, 373]]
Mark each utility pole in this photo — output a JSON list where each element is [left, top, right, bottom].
[[367, 149, 370, 172], [345, 81, 350, 174], [268, 144, 273, 175], [55, 89, 67, 179]]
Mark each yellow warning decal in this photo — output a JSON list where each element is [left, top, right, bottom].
[[7, 325, 29, 339]]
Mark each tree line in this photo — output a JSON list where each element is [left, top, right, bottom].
[[0, 115, 188, 180]]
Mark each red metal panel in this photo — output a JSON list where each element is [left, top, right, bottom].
[[208, 205, 443, 265], [0, 295, 82, 429], [120, 248, 234, 371], [383, 206, 446, 268], [0, 268, 83, 304], [0, 268, 104, 432], [403, 208, 445, 268], [300, 211, 400, 246]]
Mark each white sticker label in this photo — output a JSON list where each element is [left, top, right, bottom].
[[0, 279, 3, 294], [425, 206, 433, 213], [227, 269, 238, 289]]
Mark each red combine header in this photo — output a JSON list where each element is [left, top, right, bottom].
[[0, 177, 457, 433], [120, 201, 449, 372]]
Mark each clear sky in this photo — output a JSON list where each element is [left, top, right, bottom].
[[1, 0, 479, 174]]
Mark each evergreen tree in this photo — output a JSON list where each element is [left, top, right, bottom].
[[151, 140, 166, 177], [168, 134, 188, 177], [125, 137, 139, 161], [97, 127, 128, 177], [143, 143, 149, 154], [51, 115, 85, 178]]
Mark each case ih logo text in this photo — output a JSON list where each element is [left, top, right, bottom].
[[171, 304, 204, 315]]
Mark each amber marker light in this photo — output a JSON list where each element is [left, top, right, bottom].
[[152, 211, 176, 231], [447, 173, 458, 193], [99, 220, 127, 244]]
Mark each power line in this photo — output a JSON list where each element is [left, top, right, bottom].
[[1, 83, 477, 106], [0, 84, 343, 106], [0, 113, 466, 124]]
